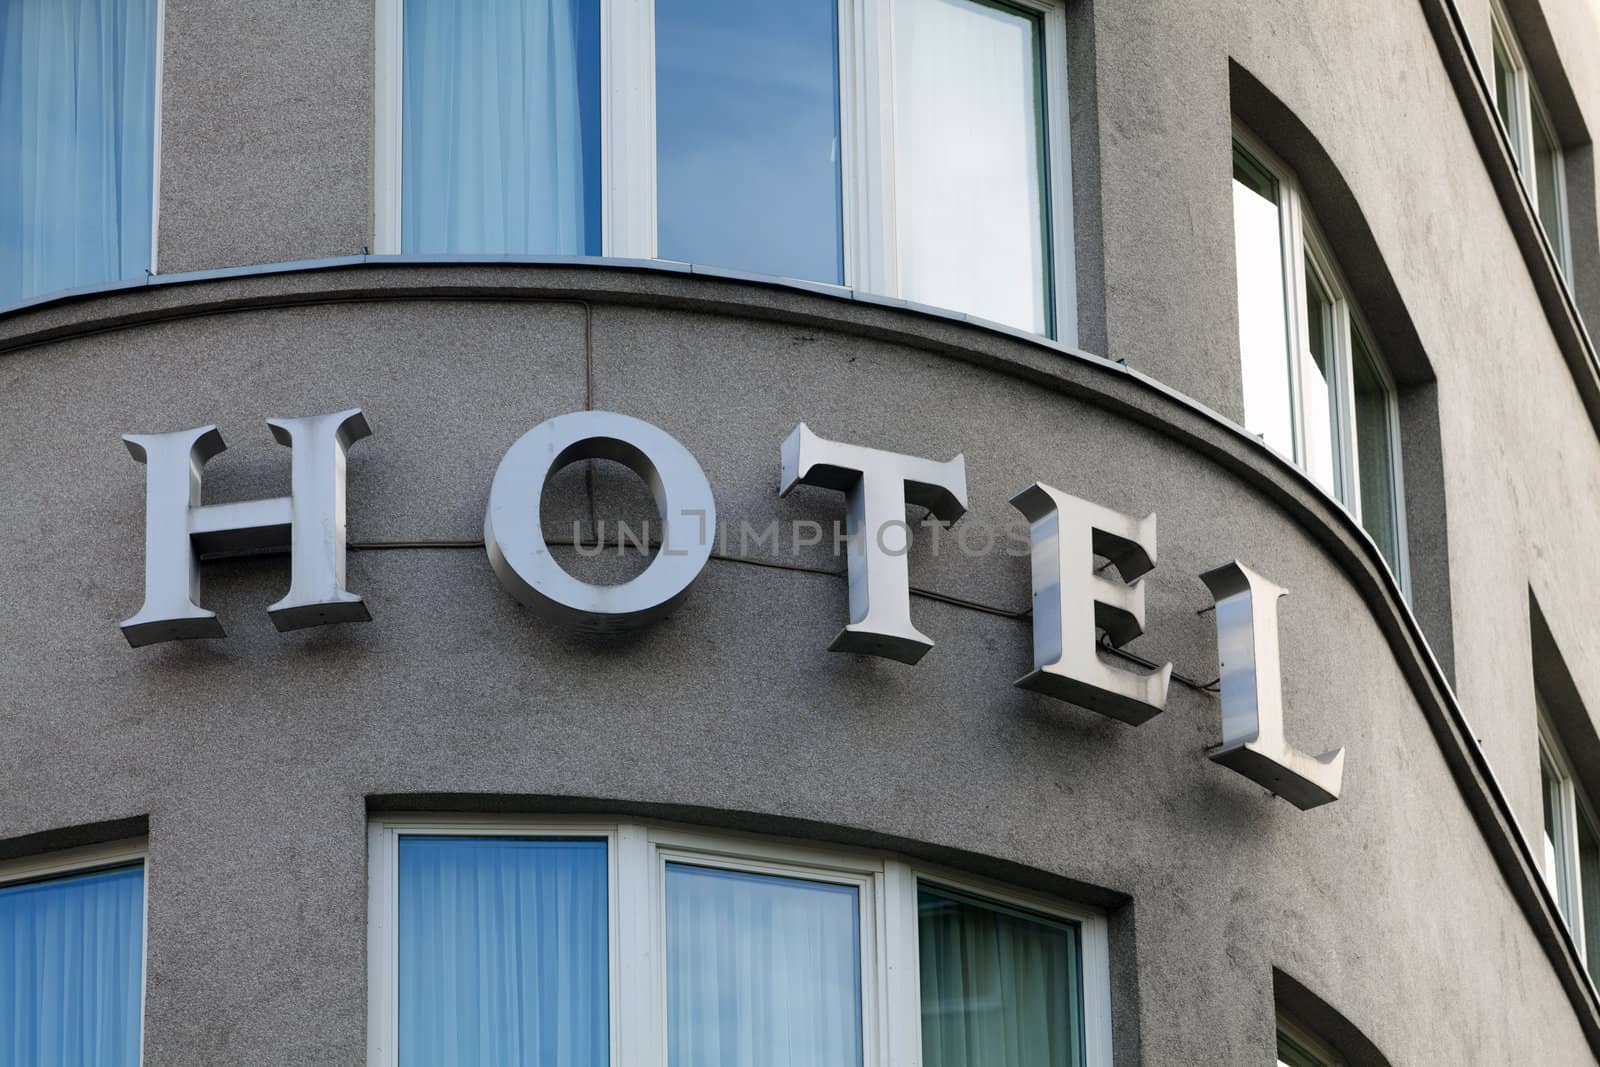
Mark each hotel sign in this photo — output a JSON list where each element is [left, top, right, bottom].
[[119, 408, 1345, 810]]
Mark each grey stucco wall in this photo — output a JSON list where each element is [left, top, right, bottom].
[[156, 0, 373, 273], [7, 0, 1600, 1062], [0, 271, 1592, 1065]]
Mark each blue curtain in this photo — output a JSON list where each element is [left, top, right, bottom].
[[0, 864, 145, 1067], [402, 0, 601, 256], [666, 864, 863, 1067], [398, 836, 609, 1067], [0, 0, 158, 306], [917, 885, 1084, 1067]]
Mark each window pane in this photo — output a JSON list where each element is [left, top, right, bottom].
[[1352, 330, 1402, 576], [1301, 263, 1340, 494], [402, 0, 602, 255], [918, 885, 1084, 1067], [656, 0, 843, 283], [1532, 112, 1566, 270], [1578, 804, 1600, 973], [1232, 146, 1296, 459], [398, 836, 608, 1067], [893, 0, 1050, 334], [1543, 752, 1575, 923], [0, 864, 145, 1067], [666, 863, 863, 1067], [0, 0, 158, 305]]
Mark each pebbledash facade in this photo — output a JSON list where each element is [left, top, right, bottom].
[[8, 0, 1600, 1065]]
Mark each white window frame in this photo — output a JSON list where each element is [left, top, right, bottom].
[[1538, 699, 1598, 965], [0, 839, 150, 1066], [1489, 0, 1571, 276], [371, 0, 1077, 344], [367, 814, 1113, 1067], [142, 0, 167, 276], [1232, 123, 1411, 598], [149, 0, 167, 276]]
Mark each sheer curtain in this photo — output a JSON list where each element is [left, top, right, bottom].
[[917, 885, 1083, 1067], [398, 836, 608, 1067], [0, 865, 145, 1067], [891, 0, 1048, 334], [402, 0, 601, 256], [666, 864, 863, 1067], [0, 0, 158, 306]]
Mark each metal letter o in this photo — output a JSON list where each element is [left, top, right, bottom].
[[485, 411, 717, 633]]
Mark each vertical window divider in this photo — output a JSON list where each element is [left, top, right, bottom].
[[615, 821, 656, 1067], [1078, 898, 1114, 1067], [864, 864, 888, 1067], [602, 0, 657, 259], [880, 859, 918, 1067], [1279, 173, 1310, 468], [139, 844, 151, 1066], [1333, 292, 1359, 510], [372, 0, 403, 254], [150, 0, 167, 275], [841, 0, 896, 296], [364, 820, 400, 1067], [836, 0, 863, 289], [1037, 0, 1077, 347]]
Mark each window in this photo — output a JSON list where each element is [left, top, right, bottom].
[[1230, 127, 1410, 591], [397, 836, 609, 1065], [374, 0, 1077, 340], [0, 0, 161, 306], [655, 0, 843, 284], [1489, 0, 1570, 275], [1538, 699, 1600, 974], [665, 862, 865, 1064], [1276, 1014, 1344, 1067], [918, 884, 1085, 1067], [0, 841, 147, 1067], [890, 0, 1055, 335], [368, 817, 1113, 1066]]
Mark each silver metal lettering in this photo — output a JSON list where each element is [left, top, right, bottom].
[[120, 409, 372, 647], [484, 411, 716, 632], [1010, 483, 1170, 723], [779, 423, 967, 664], [1200, 560, 1344, 809]]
